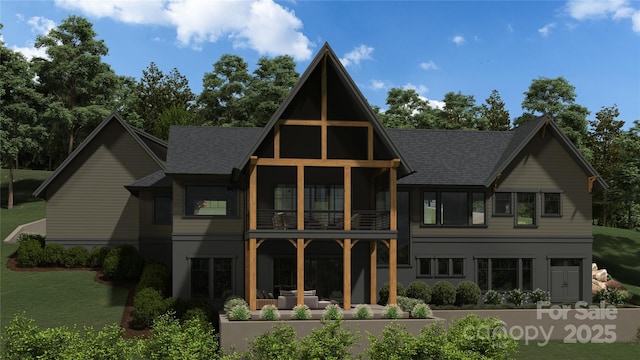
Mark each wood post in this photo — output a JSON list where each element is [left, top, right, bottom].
[[297, 238, 304, 306], [343, 238, 351, 310], [388, 164, 398, 305], [248, 238, 257, 310], [370, 241, 377, 304]]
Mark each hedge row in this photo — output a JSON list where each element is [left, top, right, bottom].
[[380, 280, 482, 307], [1, 312, 518, 360]]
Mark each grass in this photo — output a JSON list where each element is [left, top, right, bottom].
[[0, 168, 128, 331], [517, 340, 639, 359], [592, 225, 640, 303]]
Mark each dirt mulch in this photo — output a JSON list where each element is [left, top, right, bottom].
[[5, 255, 151, 339]]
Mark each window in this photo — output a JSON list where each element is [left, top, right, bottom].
[[190, 257, 233, 299], [190, 258, 209, 298], [543, 193, 562, 216], [516, 192, 536, 226], [476, 258, 534, 291], [493, 193, 513, 216], [153, 196, 172, 224], [185, 186, 237, 216], [418, 258, 432, 277], [422, 191, 485, 226], [418, 257, 464, 277]]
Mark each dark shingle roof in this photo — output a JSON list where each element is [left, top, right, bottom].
[[125, 170, 172, 196], [389, 129, 514, 185], [165, 126, 261, 175]]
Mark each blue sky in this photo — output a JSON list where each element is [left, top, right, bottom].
[[2, 0, 639, 127]]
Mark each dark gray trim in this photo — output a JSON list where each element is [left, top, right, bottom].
[[44, 239, 138, 248], [172, 234, 244, 241], [411, 236, 592, 243]]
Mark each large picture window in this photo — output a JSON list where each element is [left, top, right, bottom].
[[422, 191, 485, 226], [190, 257, 233, 299], [185, 186, 237, 216], [476, 258, 533, 291], [516, 192, 536, 226]]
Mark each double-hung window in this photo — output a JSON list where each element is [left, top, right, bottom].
[[516, 192, 536, 226], [542, 192, 562, 217]]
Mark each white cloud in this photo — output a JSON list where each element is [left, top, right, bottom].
[[27, 16, 56, 35], [428, 99, 446, 110], [451, 35, 465, 46], [419, 60, 439, 70], [340, 44, 374, 67], [507, 24, 514, 33], [566, 0, 640, 32], [370, 79, 386, 90], [54, 0, 313, 60], [538, 23, 556, 37], [11, 45, 49, 60], [403, 83, 428, 95]]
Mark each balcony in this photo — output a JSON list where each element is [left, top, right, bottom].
[[255, 209, 390, 231]]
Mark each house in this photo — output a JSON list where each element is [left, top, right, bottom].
[[34, 43, 605, 310]]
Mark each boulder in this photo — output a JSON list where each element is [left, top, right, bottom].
[[592, 279, 607, 293], [592, 263, 598, 272], [594, 269, 608, 282]]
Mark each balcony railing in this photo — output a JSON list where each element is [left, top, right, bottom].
[[255, 209, 390, 231]]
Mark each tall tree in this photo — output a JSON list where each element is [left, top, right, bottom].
[[607, 122, 640, 229], [197, 54, 251, 126], [378, 87, 430, 128], [481, 89, 510, 131], [135, 62, 195, 136], [516, 77, 590, 150], [438, 91, 481, 129], [244, 55, 299, 127], [0, 33, 46, 209], [587, 105, 625, 226], [33, 15, 119, 155]]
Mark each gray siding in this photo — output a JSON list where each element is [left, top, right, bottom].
[[45, 120, 162, 245]]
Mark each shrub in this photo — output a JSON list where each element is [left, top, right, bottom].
[[42, 243, 66, 266], [137, 262, 169, 295], [63, 246, 89, 268], [132, 288, 173, 328], [604, 279, 626, 290], [415, 323, 448, 359], [145, 312, 221, 360], [366, 322, 418, 359], [17, 232, 46, 246], [299, 319, 357, 360], [354, 304, 373, 320], [529, 288, 550, 303], [228, 304, 251, 321], [88, 246, 110, 268], [182, 307, 211, 326], [456, 281, 481, 306], [378, 281, 406, 305], [406, 281, 431, 304], [173, 298, 214, 323], [323, 303, 343, 320], [259, 304, 280, 321], [636, 324, 640, 343], [483, 290, 503, 305], [411, 303, 432, 319], [16, 238, 44, 267], [223, 296, 248, 314], [593, 288, 631, 305], [506, 289, 526, 306], [102, 245, 144, 281], [431, 281, 456, 306], [292, 304, 311, 320], [396, 296, 424, 312], [329, 290, 343, 299], [245, 324, 299, 360], [446, 314, 518, 360], [382, 304, 402, 319]]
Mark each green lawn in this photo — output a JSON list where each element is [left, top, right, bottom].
[[593, 225, 640, 302], [0, 169, 128, 331]]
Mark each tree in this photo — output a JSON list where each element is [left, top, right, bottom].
[[0, 34, 46, 209], [606, 121, 640, 229], [587, 105, 625, 226], [378, 87, 430, 128], [516, 77, 589, 150], [481, 90, 510, 131], [33, 15, 119, 156], [197, 54, 251, 126], [438, 91, 481, 129], [135, 62, 195, 136], [244, 55, 299, 127]]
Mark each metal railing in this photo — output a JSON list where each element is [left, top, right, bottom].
[[255, 209, 390, 231]]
